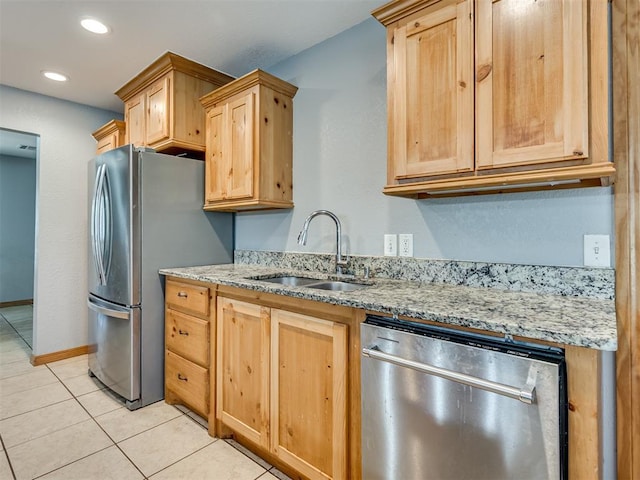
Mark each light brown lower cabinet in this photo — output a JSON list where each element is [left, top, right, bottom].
[[162, 279, 604, 480], [217, 298, 270, 448], [270, 309, 348, 480], [217, 296, 349, 480], [164, 278, 212, 420]]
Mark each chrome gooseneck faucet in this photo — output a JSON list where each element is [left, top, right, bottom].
[[297, 210, 348, 275]]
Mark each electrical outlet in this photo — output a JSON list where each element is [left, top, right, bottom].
[[584, 234, 611, 267], [384, 234, 397, 256], [399, 234, 413, 257]]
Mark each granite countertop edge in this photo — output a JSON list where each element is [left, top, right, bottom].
[[160, 264, 617, 351]]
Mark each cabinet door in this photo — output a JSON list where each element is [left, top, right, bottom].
[[390, 0, 473, 179], [226, 92, 255, 200], [217, 297, 270, 448], [96, 133, 117, 155], [146, 76, 171, 145], [125, 94, 145, 147], [205, 105, 227, 202], [476, 0, 588, 169], [271, 309, 348, 480], [205, 93, 254, 202]]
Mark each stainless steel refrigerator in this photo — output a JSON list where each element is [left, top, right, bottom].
[[87, 145, 233, 410]]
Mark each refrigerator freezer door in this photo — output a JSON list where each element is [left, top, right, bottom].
[[88, 295, 140, 403], [88, 145, 138, 306]]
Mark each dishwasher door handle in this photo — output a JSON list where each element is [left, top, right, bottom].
[[362, 346, 536, 405]]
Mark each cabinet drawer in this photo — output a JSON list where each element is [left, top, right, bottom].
[[166, 310, 209, 367], [165, 350, 209, 416], [166, 280, 210, 316]]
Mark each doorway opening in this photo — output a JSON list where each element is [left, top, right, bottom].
[[0, 127, 39, 351]]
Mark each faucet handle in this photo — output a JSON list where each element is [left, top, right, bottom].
[[335, 256, 349, 275], [336, 257, 349, 268]]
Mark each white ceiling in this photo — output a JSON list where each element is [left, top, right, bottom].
[[0, 0, 381, 114]]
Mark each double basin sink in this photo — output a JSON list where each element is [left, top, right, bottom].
[[250, 275, 370, 292]]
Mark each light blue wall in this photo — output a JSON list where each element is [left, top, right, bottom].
[[0, 85, 120, 355], [235, 19, 614, 267], [0, 152, 36, 302]]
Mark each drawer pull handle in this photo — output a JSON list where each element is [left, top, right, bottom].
[[178, 329, 189, 336], [177, 373, 188, 382], [177, 291, 188, 298]]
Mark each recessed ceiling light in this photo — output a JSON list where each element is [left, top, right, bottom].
[[42, 71, 69, 82], [81, 18, 109, 34]]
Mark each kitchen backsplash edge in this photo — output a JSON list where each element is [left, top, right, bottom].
[[233, 250, 614, 300]]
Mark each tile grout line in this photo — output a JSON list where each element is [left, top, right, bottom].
[[0, 398, 87, 450], [104, 403, 210, 480], [62, 376, 220, 478], [0, 307, 147, 478], [0, 396, 70, 423], [45, 365, 150, 480], [0, 318, 30, 350], [3, 364, 121, 479], [0, 433, 17, 480], [142, 437, 220, 478], [0, 306, 33, 348], [5, 361, 108, 476], [29, 444, 114, 480]]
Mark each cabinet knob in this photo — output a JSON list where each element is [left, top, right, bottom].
[[178, 329, 189, 336], [177, 291, 188, 298], [177, 373, 188, 382]]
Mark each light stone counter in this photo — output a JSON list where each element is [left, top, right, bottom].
[[160, 263, 617, 351]]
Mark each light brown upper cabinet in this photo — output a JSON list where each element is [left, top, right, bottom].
[[373, 0, 614, 197], [386, 0, 474, 178], [92, 120, 126, 155], [116, 52, 234, 158], [200, 70, 298, 211]]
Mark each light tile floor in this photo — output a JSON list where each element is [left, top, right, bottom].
[[0, 306, 291, 480]]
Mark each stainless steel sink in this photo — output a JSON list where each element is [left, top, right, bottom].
[[306, 280, 367, 292], [259, 276, 322, 287], [251, 275, 369, 292]]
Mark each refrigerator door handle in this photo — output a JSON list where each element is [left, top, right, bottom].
[[362, 345, 537, 405], [90, 164, 105, 284], [91, 164, 112, 286], [87, 298, 130, 320], [100, 165, 113, 280]]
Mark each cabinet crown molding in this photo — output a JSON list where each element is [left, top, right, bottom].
[[200, 69, 298, 108], [372, 0, 443, 25], [115, 51, 235, 102], [91, 119, 125, 140]]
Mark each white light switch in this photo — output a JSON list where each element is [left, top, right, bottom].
[[384, 234, 397, 256], [584, 234, 611, 267]]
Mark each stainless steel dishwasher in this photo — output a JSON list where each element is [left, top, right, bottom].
[[361, 315, 568, 480]]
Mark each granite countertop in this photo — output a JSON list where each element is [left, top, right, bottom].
[[160, 263, 617, 351]]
